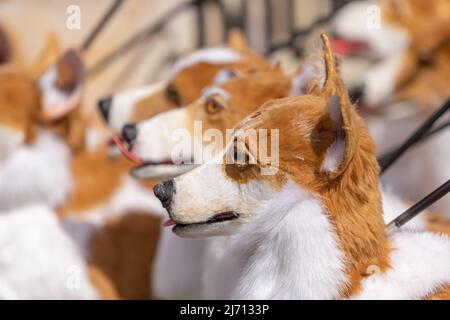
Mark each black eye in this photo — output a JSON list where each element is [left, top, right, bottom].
[[165, 84, 181, 106], [205, 97, 224, 115]]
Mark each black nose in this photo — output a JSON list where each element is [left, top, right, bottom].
[[122, 124, 138, 144], [349, 83, 365, 104], [97, 96, 112, 121], [153, 180, 174, 209]]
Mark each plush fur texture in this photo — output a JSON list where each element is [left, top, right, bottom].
[[0, 36, 164, 300], [0, 130, 72, 211], [0, 205, 98, 299], [105, 31, 270, 134], [158, 34, 450, 299], [353, 228, 450, 299]]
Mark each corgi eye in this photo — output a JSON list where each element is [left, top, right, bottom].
[[165, 84, 181, 106], [205, 96, 225, 115]]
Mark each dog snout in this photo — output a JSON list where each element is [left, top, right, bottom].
[[153, 180, 174, 209], [97, 96, 112, 121], [122, 124, 138, 144]]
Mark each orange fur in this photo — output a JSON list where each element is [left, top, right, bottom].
[[87, 212, 161, 300], [383, 0, 450, 108], [125, 32, 271, 124], [223, 34, 391, 297]]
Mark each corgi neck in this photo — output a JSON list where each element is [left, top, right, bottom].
[[234, 124, 389, 299], [233, 182, 348, 299], [320, 121, 390, 296]]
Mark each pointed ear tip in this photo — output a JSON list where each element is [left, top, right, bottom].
[[320, 33, 333, 56], [227, 28, 247, 48]]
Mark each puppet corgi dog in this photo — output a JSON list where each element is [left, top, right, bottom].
[[333, 0, 450, 218], [0, 36, 162, 299], [118, 64, 294, 180], [97, 30, 270, 135], [127, 36, 439, 299], [154, 34, 450, 299], [113, 55, 291, 300], [333, 0, 450, 109]]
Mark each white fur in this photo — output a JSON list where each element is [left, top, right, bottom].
[[109, 82, 165, 133], [200, 86, 230, 102], [381, 187, 427, 230], [321, 138, 345, 172], [38, 66, 69, 112], [354, 228, 450, 299], [290, 61, 325, 96], [62, 176, 165, 255], [133, 107, 188, 163], [363, 53, 404, 107], [0, 205, 98, 299], [131, 163, 199, 180], [0, 130, 72, 211], [169, 48, 241, 79], [213, 69, 237, 85], [333, 0, 409, 57], [0, 126, 24, 161], [211, 182, 347, 299]]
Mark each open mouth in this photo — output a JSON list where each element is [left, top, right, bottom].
[[112, 134, 196, 179], [112, 134, 174, 166], [331, 37, 369, 56], [162, 211, 240, 229]]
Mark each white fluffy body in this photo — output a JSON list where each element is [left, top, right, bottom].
[[355, 228, 450, 299], [0, 130, 72, 211], [0, 205, 98, 299]]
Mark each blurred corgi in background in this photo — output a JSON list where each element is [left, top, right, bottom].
[[153, 34, 450, 299], [97, 30, 270, 136], [332, 0, 450, 218], [0, 34, 163, 299]]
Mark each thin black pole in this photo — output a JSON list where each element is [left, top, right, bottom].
[[81, 0, 125, 51], [378, 99, 450, 174], [264, 0, 273, 52], [387, 179, 450, 232], [87, 0, 196, 76]]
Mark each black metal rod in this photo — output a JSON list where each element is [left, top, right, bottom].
[[378, 99, 450, 174], [87, 0, 197, 76], [265, 0, 273, 51], [195, 0, 206, 48], [387, 179, 450, 231], [421, 119, 450, 141], [267, 0, 353, 55], [81, 0, 125, 51]]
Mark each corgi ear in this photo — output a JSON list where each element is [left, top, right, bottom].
[[227, 28, 248, 51], [38, 49, 85, 120], [29, 32, 62, 79], [319, 33, 358, 179]]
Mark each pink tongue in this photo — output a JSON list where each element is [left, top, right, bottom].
[[162, 219, 177, 227]]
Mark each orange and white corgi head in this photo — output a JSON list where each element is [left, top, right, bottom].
[[0, 36, 85, 160], [333, 0, 450, 108], [118, 64, 294, 179], [97, 30, 270, 134], [154, 34, 382, 239]]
